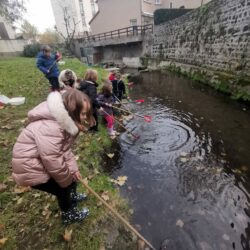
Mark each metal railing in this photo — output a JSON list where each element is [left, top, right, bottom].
[[75, 24, 153, 42]]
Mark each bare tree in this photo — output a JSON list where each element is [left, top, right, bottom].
[[55, 5, 80, 55]]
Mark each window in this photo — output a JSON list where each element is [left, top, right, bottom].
[[170, 2, 173, 8], [155, 0, 161, 4], [130, 19, 137, 26], [91, 0, 96, 15]]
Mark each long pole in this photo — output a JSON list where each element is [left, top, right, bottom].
[[79, 179, 156, 250], [112, 105, 145, 119], [102, 109, 139, 139]]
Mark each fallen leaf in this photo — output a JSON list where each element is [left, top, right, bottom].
[[1, 125, 13, 130], [101, 191, 110, 201], [75, 155, 79, 161], [97, 201, 103, 207], [180, 157, 188, 163], [33, 193, 41, 198], [17, 197, 23, 205], [222, 234, 230, 241], [99, 245, 105, 250], [180, 152, 188, 157], [63, 229, 73, 242], [176, 219, 184, 228], [97, 137, 101, 142], [0, 183, 7, 192], [116, 176, 128, 186], [14, 186, 31, 194], [0, 237, 8, 246], [94, 169, 100, 175], [107, 153, 115, 159], [0, 224, 5, 231], [6, 176, 14, 182]]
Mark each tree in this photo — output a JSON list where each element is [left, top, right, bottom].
[[39, 28, 61, 45], [0, 0, 26, 24], [55, 5, 80, 54], [20, 20, 38, 41]]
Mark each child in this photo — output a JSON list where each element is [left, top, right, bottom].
[[36, 45, 62, 91], [12, 89, 94, 225], [58, 69, 78, 91], [108, 70, 116, 81], [111, 73, 126, 101], [78, 69, 101, 132], [97, 83, 117, 136]]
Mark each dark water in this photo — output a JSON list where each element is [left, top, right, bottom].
[[110, 71, 250, 250]]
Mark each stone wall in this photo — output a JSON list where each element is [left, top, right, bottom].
[[148, 0, 250, 100]]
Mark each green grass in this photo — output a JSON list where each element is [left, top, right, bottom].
[[0, 57, 133, 249]]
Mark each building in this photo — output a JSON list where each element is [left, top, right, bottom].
[[90, 0, 211, 35], [0, 15, 27, 56], [50, 0, 98, 37]]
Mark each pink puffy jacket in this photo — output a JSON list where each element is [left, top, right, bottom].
[[12, 92, 79, 188]]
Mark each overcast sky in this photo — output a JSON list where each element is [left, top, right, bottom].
[[21, 0, 56, 32]]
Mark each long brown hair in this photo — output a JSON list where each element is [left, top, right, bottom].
[[62, 89, 95, 127], [84, 69, 98, 82]]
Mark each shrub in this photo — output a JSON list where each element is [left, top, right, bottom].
[[23, 43, 41, 57]]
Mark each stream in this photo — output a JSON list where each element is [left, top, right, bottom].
[[109, 71, 250, 250]]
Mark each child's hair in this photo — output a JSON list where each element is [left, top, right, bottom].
[[42, 45, 51, 52], [62, 89, 94, 126], [101, 83, 112, 97], [84, 69, 98, 82]]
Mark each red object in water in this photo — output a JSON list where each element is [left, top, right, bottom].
[[135, 99, 145, 103], [144, 116, 152, 123]]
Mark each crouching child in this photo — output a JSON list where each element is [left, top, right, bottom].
[[12, 89, 94, 224], [97, 83, 119, 137]]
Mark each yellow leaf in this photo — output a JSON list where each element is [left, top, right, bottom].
[[116, 176, 128, 186], [94, 169, 100, 175], [107, 153, 115, 159], [0, 183, 7, 192], [63, 229, 73, 242], [14, 186, 31, 194], [101, 191, 110, 201], [17, 197, 23, 205], [0, 237, 8, 246]]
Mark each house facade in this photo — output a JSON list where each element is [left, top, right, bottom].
[[50, 0, 98, 37], [90, 0, 211, 35], [0, 15, 27, 56]]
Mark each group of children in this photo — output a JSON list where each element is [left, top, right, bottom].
[[11, 46, 128, 225]]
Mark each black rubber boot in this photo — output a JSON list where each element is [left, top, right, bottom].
[[62, 207, 89, 225]]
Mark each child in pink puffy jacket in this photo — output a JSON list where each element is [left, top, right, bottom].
[[12, 89, 94, 225]]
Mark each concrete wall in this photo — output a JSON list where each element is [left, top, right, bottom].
[[90, 0, 142, 35], [0, 39, 27, 56], [158, 0, 211, 9], [150, 0, 250, 75]]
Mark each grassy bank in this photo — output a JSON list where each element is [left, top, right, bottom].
[[0, 57, 134, 249]]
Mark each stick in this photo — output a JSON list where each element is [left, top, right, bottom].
[[102, 109, 139, 139], [113, 95, 132, 113], [79, 179, 156, 250], [112, 105, 144, 119]]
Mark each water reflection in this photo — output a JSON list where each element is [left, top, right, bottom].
[[111, 71, 250, 249]]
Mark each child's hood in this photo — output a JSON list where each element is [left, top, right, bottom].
[[28, 92, 79, 136]]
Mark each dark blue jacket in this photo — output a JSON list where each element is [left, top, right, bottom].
[[97, 93, 115, 115], [36, 52, 60, 78]]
